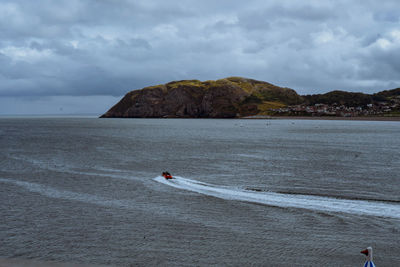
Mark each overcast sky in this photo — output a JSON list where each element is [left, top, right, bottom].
[[1, 0, 399, 115]]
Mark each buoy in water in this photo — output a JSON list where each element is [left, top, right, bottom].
[[361, 247, 376, 267]]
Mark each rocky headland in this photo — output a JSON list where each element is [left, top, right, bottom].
[[101, 77, 400, 118]]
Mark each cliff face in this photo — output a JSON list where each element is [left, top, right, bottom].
[[101, 77, 302, 118]]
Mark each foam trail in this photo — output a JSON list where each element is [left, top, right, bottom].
[[0, 178, 132, 209], [154, 176, 400, 219]]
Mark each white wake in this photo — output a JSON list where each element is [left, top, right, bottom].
[[154, 176, 400, 219]]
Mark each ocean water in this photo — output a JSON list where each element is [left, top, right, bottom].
[[0, 117, 399, 266]]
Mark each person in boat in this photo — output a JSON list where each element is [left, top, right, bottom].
[[162, 171, 173, 179]]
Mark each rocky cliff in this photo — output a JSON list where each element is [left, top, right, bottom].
[[100, 77, 302, 118]]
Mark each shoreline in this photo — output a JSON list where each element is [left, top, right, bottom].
[[1, 115, 400, 121], [242, 115, 400, 121]]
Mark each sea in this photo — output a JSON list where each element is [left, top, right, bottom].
[[0, 117, 399, 266]]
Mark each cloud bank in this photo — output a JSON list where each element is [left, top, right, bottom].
[[0, 0, 399, 114]]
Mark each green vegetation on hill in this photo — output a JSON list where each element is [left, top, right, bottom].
[[303, 88, 400, 107], [303, 91, 373, 107], [374, 88, 400, 99]]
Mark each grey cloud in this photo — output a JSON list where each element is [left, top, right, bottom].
[[374, 11, 400, 22], [358, 46, 400, 81], [1, 0, 400, 115], [360, 34, 382, 47], [208, 21, 238, 33], [237, 3, 338, 31], [237, 12, 271, 31], [124, 38, 152, 49]]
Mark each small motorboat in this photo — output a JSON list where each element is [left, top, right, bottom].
[[361, 247, 376, 267], [162, 171, 173, 179]]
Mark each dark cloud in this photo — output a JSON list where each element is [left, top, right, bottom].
[[374, 11, 400, 22], [238, 3, 338, 28], [0, 0, 399, 114]]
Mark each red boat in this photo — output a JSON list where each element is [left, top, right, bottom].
[[162, 172, 173, 179]]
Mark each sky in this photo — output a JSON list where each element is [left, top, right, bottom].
[[1, 0, 399, 115]]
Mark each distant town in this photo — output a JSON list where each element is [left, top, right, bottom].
[[270, 95, 400, 117]]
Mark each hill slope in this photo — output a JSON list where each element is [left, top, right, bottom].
[[100, 77, 303, 118]]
